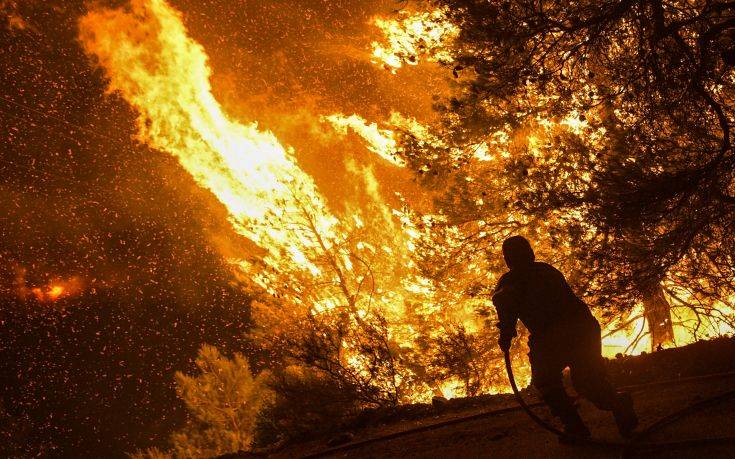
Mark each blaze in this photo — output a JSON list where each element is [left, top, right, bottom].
[[79, 0, 457, 401], [371, 8, 459, 72], [76, 0, 734, 406], [79, 0, 337, 295]]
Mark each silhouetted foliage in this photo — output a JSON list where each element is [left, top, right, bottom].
[[398, 0, 735, 346], [253, 366, 364, 447], [131, 345, 269, 458], [170, 345, 269, 457]]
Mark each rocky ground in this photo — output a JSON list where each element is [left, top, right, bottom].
[[272, 337, 735, 458]]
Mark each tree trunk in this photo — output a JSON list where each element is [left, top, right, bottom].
[[642, 283, 675, 351]]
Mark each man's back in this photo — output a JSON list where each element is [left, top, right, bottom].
[[494, 262, 597, 342]]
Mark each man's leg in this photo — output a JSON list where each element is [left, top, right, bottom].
[[569, 352, 619, 410], [530, 351, 590, 438], [570, 331, 638, 437]]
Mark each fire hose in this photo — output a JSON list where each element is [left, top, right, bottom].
[[503, 350, 626, 447], [503, 349, 735, 456]]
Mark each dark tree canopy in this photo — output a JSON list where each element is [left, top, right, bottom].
[[394, 0, 735, 345]]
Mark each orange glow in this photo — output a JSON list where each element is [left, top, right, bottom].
[[47, 285, 65, 300], [76, 0, 733, 402], [79, 0, 460, 401], [19, 276, 84, 303]]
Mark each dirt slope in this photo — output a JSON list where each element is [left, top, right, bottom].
[[275, 338, 735, 458]]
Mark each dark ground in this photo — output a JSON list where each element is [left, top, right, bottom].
[[274, 337, 735, 458]]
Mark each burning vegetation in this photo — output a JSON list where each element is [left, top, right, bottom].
[[371, 7, 459, 72], [78, 0, 509, 410], [2, 0, 735, 456]]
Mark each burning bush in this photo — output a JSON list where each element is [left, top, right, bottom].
[[428, 325, 504, 397]]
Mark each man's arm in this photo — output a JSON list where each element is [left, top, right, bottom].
[[492, 275, 519, 352]]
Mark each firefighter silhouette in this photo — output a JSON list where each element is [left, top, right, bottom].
[[492, 236, 638, 438]]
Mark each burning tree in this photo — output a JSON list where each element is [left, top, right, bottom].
[[247, 197, 431, 409], [375, 0, 735, 351]]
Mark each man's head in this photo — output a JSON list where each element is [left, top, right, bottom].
[[502, 235, 535, 270]]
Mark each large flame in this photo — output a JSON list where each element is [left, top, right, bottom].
[[79, 0, 465, 401], [79, 0, 339, 294]]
